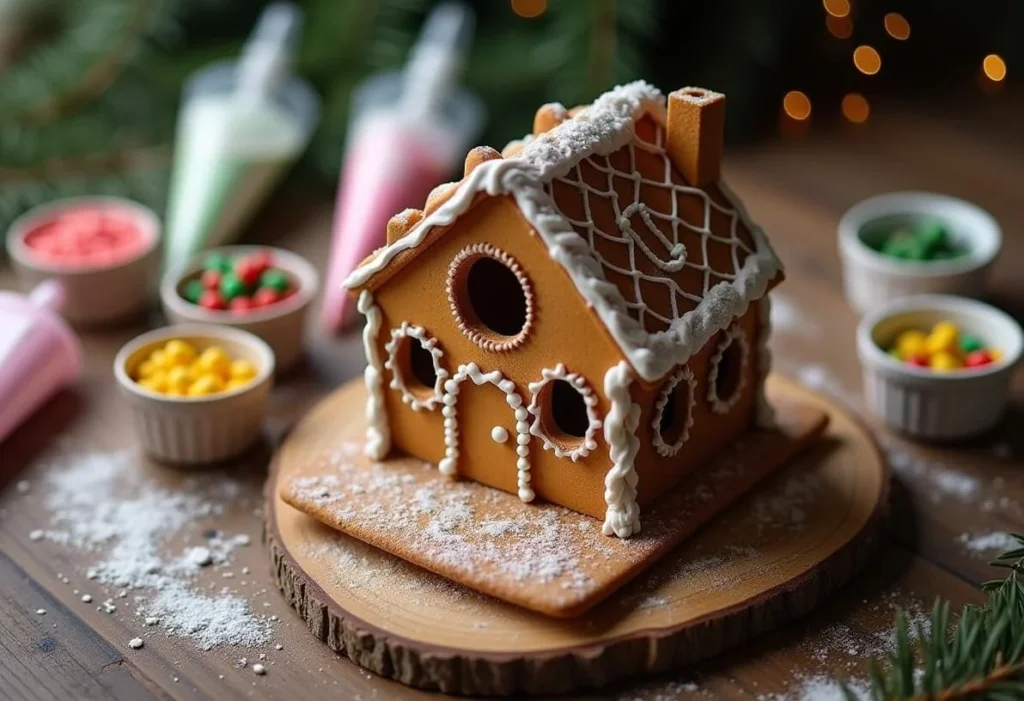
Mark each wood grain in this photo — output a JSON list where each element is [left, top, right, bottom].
[[265, 375, 887, 695], [1, 101, 1022, 699]]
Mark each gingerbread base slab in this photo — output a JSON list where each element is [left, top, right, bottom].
[[266, 374, 889, 695], [279, 384, 829, 617]]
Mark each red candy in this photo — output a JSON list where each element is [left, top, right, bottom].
[[229, 296, 253, 313], [907, 354, 930, 368], [247, 250, 273, 276], [964, 351, 993, 368], [198, 290, 227, 310], [201, 270, 221, 290], [252, 287, 281, 307], [235, 260, 262, 288]]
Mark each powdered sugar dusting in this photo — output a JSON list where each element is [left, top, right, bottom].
[[30, 446, 270, 648], [958, 531, 1019, 554]]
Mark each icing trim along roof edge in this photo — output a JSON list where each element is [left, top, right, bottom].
[[343, 81, 783, 383]]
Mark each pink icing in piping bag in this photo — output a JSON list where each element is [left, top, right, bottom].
[[0, 280, 82, 445], [321, 1, 484, 334]]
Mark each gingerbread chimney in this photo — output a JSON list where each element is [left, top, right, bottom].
[[665, 87, 726, 188]]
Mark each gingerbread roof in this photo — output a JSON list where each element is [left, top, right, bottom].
[[344, 81, 783, 383]]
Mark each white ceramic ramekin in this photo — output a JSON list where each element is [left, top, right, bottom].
[[6, 197, 162, 326], [160, 246, 318, 371], [838, 192, 1001, 315], [857, 295, 1022, 440], [114, 324, 275, 465]]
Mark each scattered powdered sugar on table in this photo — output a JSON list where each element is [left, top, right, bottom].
[[31, 447, 270, 649], [958, 531, 1019, 554], [758, 674, 871, 701], [751, 470, 823, 534]]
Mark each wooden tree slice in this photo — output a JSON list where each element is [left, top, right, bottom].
[[265, 375, 889, 696]]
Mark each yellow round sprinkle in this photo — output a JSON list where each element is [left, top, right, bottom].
[[225, 377, 252, 391], [895, 330, 927, 359], [930, 351, 963, 372], [990, 348, 1003, 362], [149, 349, 169, 369], [164, 339, 197, 365], [165, 387, 187, 397], [925, 323, 959, 356], [166, 365, 195, 391], [136, 359, 158, 379], [187, 374, 225, 397], [229, 359, 257, 381], [194, 346, 231, 378]]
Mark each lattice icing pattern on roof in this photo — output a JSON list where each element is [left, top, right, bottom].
[[545, 117, 757, 334]]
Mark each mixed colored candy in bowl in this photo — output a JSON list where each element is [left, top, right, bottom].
[[133, 338, 260, 397], [180, 250, 296, 314], [886, 321, 1001, 372]]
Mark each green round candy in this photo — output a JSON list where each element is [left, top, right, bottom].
[[960, 334, 984, 354], [183, 279, 204, 304], [204, 253, 231, 273], [260, 269, 290, 292], [220, 272, 248, 301], [915, 219, 948, 249]]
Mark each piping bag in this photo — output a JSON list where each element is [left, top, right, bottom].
[[0, 281, 82, 445], [163, 3, 320, 272], [320, 1, 484, 334]]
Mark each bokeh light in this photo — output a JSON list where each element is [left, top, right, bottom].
[[841, 93, 870, 123], [826, 14, 853, 39], [822, 0, 850, 18], [982, 54, 1007, 82], [510, 0, 547, 19], [783, 91, 812, 121], [853, 46, 882, 75], [883, 13, 911, 40]]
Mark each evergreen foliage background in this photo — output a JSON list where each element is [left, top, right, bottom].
[[0, 0, 1020, 234]]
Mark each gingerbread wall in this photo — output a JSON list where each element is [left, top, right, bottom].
[[371, 195, 626, 519]]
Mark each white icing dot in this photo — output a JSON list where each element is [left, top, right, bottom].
[[514, 407, 529, 421], [516, 433, 530, 446], [491, 426, 509, 443], [516, 445, 529, 457]]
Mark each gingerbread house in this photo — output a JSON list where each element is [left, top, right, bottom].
[[343, 81, 783, 538]]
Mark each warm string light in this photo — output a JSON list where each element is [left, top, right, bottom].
[[510, 0, 546, 19], [841, 93, 870, 123], [883, 13, 910, 40], [822, 0, 850, 18], [982, 54, 1007, 82], [782, 91, 812, 121], [853, 45, 881, 75]]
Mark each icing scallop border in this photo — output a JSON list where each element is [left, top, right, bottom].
[[602, 361, 641, 538], [446, 243, 536, 353], [439, 363, 535, 502], [343, 81, 783, 384], [383, 322, 449, 411], [706, 324, 750, 415], [357, 290, 390, 460], [651, 365, 697, 457], [526, 364, 602, 462]]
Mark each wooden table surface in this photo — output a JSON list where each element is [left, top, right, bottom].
[[2, 100, 1023, 700]]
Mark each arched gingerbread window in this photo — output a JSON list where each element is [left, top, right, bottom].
[[652, 365, 697, 457], [527, 365, 601, 462], [707, 324, 750, 415], [383, 323, 448, 411], [447, 243, 535, 352]]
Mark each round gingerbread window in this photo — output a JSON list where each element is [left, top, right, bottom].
[[707, 324, 749, 415], [384, 323, 448, 411], [447, 243, 534, 352], [652, 365, 697, 457], [527, 365, 601, 462]]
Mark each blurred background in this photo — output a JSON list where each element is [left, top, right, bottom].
[[0, 0, 1020, 235]]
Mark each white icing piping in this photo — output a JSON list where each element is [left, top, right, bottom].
[[342, 80, 782, 384], [446, 242, 535, 352], [439, 363, 535, 502], [707, 324, 750, 415], [756, 295, 775, 427], [602, 361, 641, 538], [651, 365, 697, 457], [383, 322, 448, 411], [357, 290, 390, 460], [526, 364, 602, 462]]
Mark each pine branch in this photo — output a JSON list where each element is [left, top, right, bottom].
[[841, 534, 1024, 701]]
